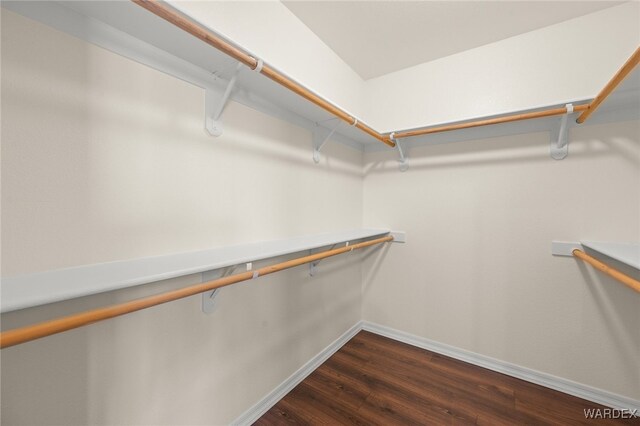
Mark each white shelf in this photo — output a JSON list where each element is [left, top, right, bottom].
[[1, 0, 376, 150], [4, 1, 638, 154], [581, 241, 640, 270], [1, 229, 390, 313]]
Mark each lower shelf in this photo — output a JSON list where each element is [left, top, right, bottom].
[[581, 241, 640, 270], [1, 228, 390, 313]]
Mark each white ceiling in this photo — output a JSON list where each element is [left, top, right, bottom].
[[282, 1, 624, 80]]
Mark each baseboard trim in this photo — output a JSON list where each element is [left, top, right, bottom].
[[362, 321, 640, 412], [231, 321, 363, 425], [232, 320, 639, 425]]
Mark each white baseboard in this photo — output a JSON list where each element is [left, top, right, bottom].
[[231, 321, 363, 426], [232, 320, 639, 425], [362, 321, 640, 412]]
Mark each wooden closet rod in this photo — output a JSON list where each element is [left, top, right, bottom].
[[133, 2, 637, 145], [577, 46, 640, 124], [132, 0, 395, 148], [572, 249, 640, 293], [392, 104, 590, 139], [0, 235, 393, 349], [393, 46, 640, 139]]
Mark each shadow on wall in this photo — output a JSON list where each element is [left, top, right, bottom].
[[361, 242, 392, 294], [0, 65, 363, 179], [363, 124, 639, 176], [209, 102, 364, 180], [577, 258, 640, 390]]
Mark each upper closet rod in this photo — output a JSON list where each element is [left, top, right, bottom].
[[0, 235, 393, 349], [392, 104, 590, 139], [577, 46, 640, 124], [132, 0, 395, 148], [391, 46, 640, 140], [131, 2, 639, 146], [572, 249, 640, 293]]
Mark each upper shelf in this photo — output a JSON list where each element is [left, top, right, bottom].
[[1, 229, 390, 313], [2, 0, 379, 149], [581, 241, 640, 270], [3, 1, 639, 152]]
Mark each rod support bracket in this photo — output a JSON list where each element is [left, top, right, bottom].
[[550, 103, 574, 160], [308, 244, 338, 276], [253, 58, 264, 73]]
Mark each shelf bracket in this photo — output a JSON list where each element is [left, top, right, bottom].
[[550, 103, 574, 160], [205, 62, 243, 137], [312, 117, 357, 163], [391, 133, 409, 172], [312, 120, 341, 164], [309, 244, 337, 276], [201, 265, 237, 314]]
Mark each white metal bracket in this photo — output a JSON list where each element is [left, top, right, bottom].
[[205, 62, 243, 137], [201, 265, 237, 314], [308, 244, 337, 276], [312, 117, 357, 163], [551, 241, 582, 256], [312, 120, 341, 164], [390, 231, 406, 243], [390, 133, 409, 172], [550, 103, 574, 160]]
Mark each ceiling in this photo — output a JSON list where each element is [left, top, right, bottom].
[[282, 1, 624, 80]]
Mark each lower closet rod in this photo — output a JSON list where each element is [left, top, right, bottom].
[[572, 249, 640, 293], [0, 235, 393, 349]]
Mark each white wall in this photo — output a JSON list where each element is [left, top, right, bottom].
[[172, 2, 639, 133], [362, 119, 640, 400], [365, 1, 640, 132], [170, 0, 366, 121], [1, 10, 364, 424]]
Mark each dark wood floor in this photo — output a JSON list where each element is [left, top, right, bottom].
[[255, 331, 637, 425]]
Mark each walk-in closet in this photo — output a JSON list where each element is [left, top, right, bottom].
[[1, 1, 639, 424]]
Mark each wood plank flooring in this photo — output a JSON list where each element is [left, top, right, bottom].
[[255, 331, 637, 425]]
